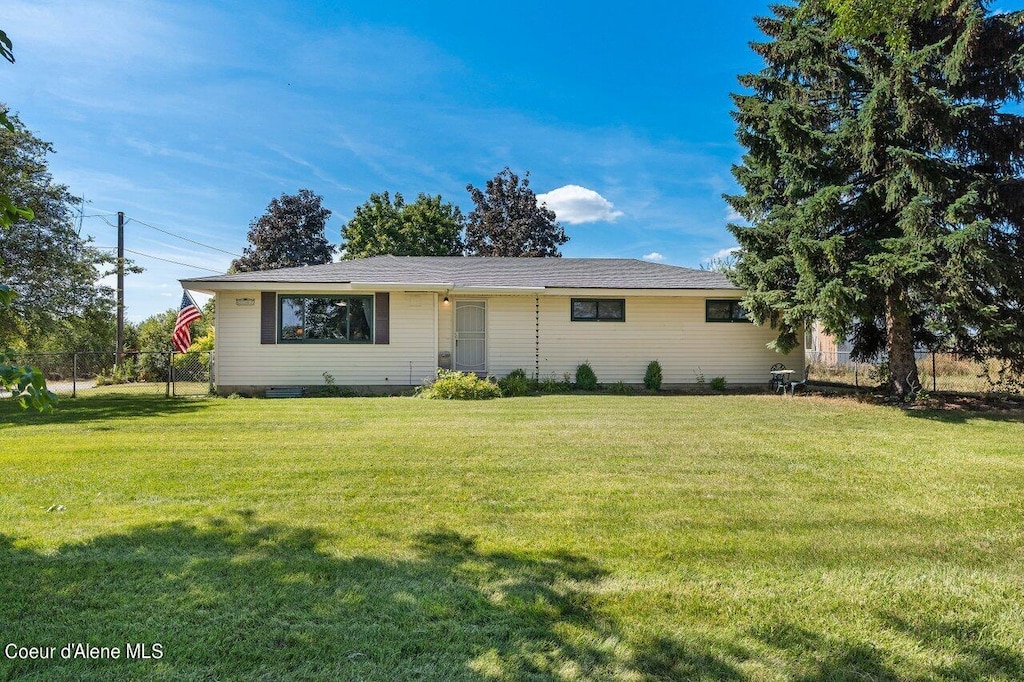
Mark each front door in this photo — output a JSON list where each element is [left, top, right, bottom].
[[454, 300, 486, 374]]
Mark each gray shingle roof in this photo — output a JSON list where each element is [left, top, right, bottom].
[[181, 256, 737, 290]]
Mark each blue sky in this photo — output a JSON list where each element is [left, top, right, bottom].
[[2, 0, 775, 321]]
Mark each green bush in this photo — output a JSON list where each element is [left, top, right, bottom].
[[538, 375, 572, 393], [419, 369, 501, 400], [135, 352, 169, 382], [498, 369, 532, 397], [172, 329, 214, 382], [575, 362, 598, 391], [95, 357, 139, 386], [608, 380, 633, 395], [644, 360, 663, 390], [710, 376, 728, 392]]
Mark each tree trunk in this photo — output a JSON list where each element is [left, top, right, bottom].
[[885, 284, 919, 398]]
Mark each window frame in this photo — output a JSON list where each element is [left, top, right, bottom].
[[705, 299, 751, 323], [570, 298, 626, 322], [277, 294, 375, 343]]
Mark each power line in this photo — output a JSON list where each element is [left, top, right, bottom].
[[125, 217, 243, 258], [96, 245, 222, 273], [124, 248, 222, 273], [84, 213, 242, 259]]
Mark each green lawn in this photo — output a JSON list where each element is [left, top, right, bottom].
[[2, 394, 1023, 681]]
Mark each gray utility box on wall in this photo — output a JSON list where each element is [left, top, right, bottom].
[[438, 351, 452, 370]]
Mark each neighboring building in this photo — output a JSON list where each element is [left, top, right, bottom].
[[805, 320, 852, 365], [181, 256, 802, 394], [806, 321, 929, 365]]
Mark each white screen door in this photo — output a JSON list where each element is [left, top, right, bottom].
[[454, 300, 486, 373]]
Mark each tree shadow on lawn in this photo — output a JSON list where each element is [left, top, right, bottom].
[[899, 407, 1024, 425], [0, 516, 739, 680], [879, 611, 1024, 680], [0, 394, 214, 427], [751, 615, 1024, 681], [753, 622, 901, 681]]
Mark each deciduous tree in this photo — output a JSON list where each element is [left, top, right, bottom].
[[0, 28, 57, 410], [231, 189, 334, 272], [127, 299, 213, 380], [726, 1, 1024, 397], [0, 112, 114, 348], [465, 168, 568, 257], [341, 191, 464, 258]]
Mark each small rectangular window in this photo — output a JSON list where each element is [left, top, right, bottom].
[[706, 299, 750, 323], [571, 298, 625, 322], [572, 300, 598, 320], [278, 295, 374, 342]]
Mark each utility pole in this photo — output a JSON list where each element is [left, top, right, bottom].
[[116, 211, 124, 367]]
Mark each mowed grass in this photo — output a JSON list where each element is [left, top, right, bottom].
[[1, 394, 1023, 681]]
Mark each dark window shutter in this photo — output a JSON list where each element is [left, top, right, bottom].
[[374, 292, 390, 344], [261, 292, 277, 344]]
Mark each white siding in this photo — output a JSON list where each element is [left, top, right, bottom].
[[438, 298, 452, 363], [479, 296, 537, 377], [217, 289, 800, 388], [536, 296, 801, 384], [215, 290, 437, 387], [434, 294, 800, 385]]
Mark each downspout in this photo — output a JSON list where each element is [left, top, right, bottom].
[[535, 295, 540, 380]]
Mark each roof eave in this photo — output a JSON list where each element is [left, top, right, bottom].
[[182, 280, 743, 297], [540, 286, 742, 297]]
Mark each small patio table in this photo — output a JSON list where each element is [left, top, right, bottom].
[[769, 369, 796, 394]]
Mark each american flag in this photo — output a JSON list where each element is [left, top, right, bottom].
[[173, 290, 202, 353]]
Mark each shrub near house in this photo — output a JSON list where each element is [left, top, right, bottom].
[[419, 369, 501, 400]]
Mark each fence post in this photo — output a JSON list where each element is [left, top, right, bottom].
[[208, 353, 215, 396], [166, 351, 172, 398], [72, 353, 77, 398], [932, 351, 937, 393]]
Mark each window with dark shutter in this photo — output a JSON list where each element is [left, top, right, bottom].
[[277, 295, 373, 343]]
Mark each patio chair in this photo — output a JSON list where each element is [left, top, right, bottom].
[[769, 363, 787, 393], [789, 366, 811, 395]]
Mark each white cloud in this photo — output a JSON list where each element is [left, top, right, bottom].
[[642, 252, 665, 262], [707, 247, 739, 261], [536, 185, 624, 224], [726, 207, 743, 222]]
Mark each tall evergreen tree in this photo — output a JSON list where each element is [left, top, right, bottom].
[[726, 1, 1024, 397], [340, 191, 464, 258], [813, 0, 941, 48], [231, 189, 334, 272], [465, 168, 568, 257]]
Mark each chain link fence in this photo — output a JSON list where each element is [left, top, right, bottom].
[[806, 349, 1023, 394], [2, 350, 213, 398], [11, 348, 1020, 398]]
